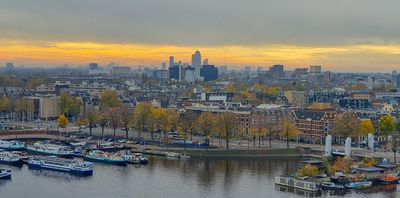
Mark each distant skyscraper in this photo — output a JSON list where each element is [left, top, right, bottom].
[[161, 62, 166, 70], [309, 65, 322, 75], [203, 58, 208, 65], [5, 62, 14, 70], [269, 64, 285, 78], [191, 50, 202, 68], [169, 65, 180, 80], [201, 65, 219, 82], [169, 56, 174, 67], [89, 63, 99, 70]]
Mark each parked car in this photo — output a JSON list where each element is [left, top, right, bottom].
[[118, 139, 127, 143]]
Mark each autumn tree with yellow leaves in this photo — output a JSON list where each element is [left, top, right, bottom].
[[281, 118, 299, 149]]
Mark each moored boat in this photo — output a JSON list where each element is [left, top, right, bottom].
[[83, 150, 128, 166], [123, 153, 149, 165], [0, 169, 12, 179], [0, 140, 25, 151], [345, 181, 372, 189], [92, 142, 124, 152], [275, 176, 320, 192], [379, 174, 399, 185], [27, 142, 74, 158], [28, 156, 94, 176], [0, 151, 22, 166], [318, 182, 345, 190]]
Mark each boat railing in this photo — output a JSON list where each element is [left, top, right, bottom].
[[275, 176, 319, 192]]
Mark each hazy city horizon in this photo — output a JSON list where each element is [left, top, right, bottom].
[[1, 0, 400, 72]]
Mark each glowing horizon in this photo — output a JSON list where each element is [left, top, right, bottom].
[[1, 39, 400, 72]]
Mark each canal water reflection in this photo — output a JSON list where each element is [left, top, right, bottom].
[[0, 156, 398, 198]]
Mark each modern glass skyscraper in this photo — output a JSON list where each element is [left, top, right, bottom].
[[191, 50, 201, 68]]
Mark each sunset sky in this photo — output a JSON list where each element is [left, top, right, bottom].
[[1, 0, 400, 72]]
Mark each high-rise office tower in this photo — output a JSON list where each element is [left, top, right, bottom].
[[161, 62, 166, 70], [309, 65, 322, 75], [89, 63, 99, 70], [191, 50, 202, 68], [169, 56, 174, 67], [269, 64, 285, 78], [203, 58, 208, 66]]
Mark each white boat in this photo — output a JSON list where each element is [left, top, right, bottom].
[[70, 142, 87, 147], [0, 151, 22, 166], [0, 169, 12, 179], [345, 181, 372, 189], [27, 142, 74, 158], [0, 140, 25, 151], [165, 152, 181, 158], [92, 142, 123, 151], [28, 156, 94, 176]]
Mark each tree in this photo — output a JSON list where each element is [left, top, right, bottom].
[[395, 121, 400, 133], [281, 118, 299, 149], [85, 107, 97, 136], [0, 96, 10, 120], [177, 113, 194, 151], [299, 164, 319, 177], [58, 93, 82, 118], [266, 124, 278, 148], [360, 120, 374, 136], [121, 107, 134, 140], [75, 117, 88, 133], [360, 157, 375, 168], [250, 119, 267, 148], [379, 115, 395, 136], [330, 157, 352, 174], [57, 114, 68, 129], [97, 111, 109, 137], [150, 107, 165, 140], [108, 108, 121, 137], [217, 112, 237, 150], [134, 102, 153, 138], [15, 98, 34, 121], [333, 112, 360, 141], [196, 112, 215, 147], [167, 110, 179, 132], [99, 91, 121, 110]]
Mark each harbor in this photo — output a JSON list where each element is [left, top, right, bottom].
[[274, 135, 400, 196]]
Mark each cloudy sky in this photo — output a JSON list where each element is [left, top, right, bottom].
[[1, 0, 400, 71]]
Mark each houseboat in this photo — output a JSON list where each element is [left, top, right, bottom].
[[0, 151, 22, 166], [352, 159, 399, 184], [318, 182, 345, 190], [92, 142, 124, 152], [275, 176, 320, 192], [28, 156, 94, 176], [0, 140, 25, 151], [84, 150, 128, 166], [379, 174, 399, 185], [27, 142, 74, 158]]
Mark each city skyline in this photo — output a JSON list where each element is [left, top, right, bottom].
[[1, 0, 400, 72]]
